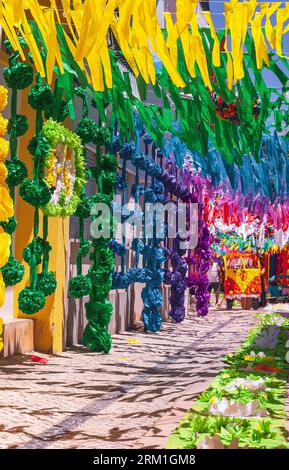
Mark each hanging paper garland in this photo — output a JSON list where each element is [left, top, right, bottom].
[[18, 72, 78, 313], [68, 87, 109, 300], [65, 86, 116, 352], [141, 244, 165, 333], [183, 175, 212, 318], [131, 131, 165, 333], [83, 146, 117, 353], [18, 76, 55, 314], [0, 87, 13, 226], [1, 42, 34, 288], [165, 247, 188, 323], [13, 16, 289, 169], [163, 160, 188, 324]]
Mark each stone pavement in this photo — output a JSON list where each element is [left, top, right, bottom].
[[0, 308, 260, 449]]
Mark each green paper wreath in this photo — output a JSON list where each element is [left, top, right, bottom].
[[39, 119, 87, 217]]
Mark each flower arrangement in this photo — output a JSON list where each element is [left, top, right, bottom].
[[40, 119, 86, 217], [166, 313, 289, 449]]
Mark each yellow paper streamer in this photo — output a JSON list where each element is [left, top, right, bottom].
[[251, 10, 270, 69], [0, 1, 289, 91], [224, 2, 234, 90], [202, 11, 220, 68]]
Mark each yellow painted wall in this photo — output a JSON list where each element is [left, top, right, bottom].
[[13, 88, 69, 353]]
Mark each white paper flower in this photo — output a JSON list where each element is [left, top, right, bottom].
[[244, 351, 273, 361], [249, 351, 265, 358], [225, 377, 266, 393], [209, 398, 268, 418]]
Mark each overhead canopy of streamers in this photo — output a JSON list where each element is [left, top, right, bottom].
[[4, 22, 288, 166], [1, 0, 289, 91], [1, 1, 289, 167]]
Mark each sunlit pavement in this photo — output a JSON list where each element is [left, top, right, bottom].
[[0, 308, 262, 449]]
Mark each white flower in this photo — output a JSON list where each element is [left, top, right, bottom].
[[209, 398, 268, 418], [225, 377, 266, 393]]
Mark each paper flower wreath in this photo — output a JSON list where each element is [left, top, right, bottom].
[[40, 119, 86, 217]]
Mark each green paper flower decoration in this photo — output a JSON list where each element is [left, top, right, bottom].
[[0, 216, 17, 234], [44, 100, 69, 123], [20, 179, 51, 208], [5, 159, 28, 187], [40, 119, 87, 217], [28, 135, 50, 157], [3, 62, 34, 90], [1, 258, 25, 286], [68, 274, 92, 299], [28, 82, 54, 111], [18, 287, 46, 315], [82, 318, 112, 354], [23, 237, 45, 265], [79, 240, 91, 257], [101, 153, 118, 172], [85, 299, 113, 326], [75, 117, 98, 144], [36, 271, 57, 297], [8, 114, 29, 137], [75, 195, 96, 219]]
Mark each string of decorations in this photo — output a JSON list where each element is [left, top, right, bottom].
[[111, 125, 190, 330], [17, 73, 75, 314], [68, 88, 116, 352], [1, 40, 32, 288], [185, 176, 212, 317], [140, 137, 165, 333], [17, 75, 52, 314], [68, 88, 94, 300], [82, 140, 117, 354]]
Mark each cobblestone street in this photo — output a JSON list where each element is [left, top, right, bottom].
[[0, 309, 261, 449]]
